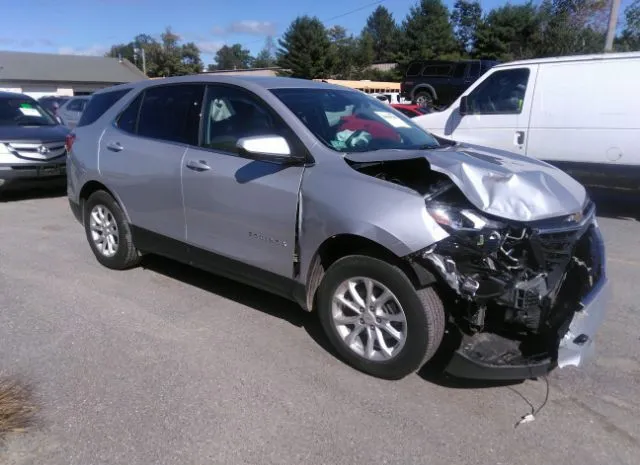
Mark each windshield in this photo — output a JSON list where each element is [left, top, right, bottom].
[[0, 97, 58, 127], [270, 88, 439, 153]]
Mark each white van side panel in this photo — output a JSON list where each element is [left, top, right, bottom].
[[527, 58, 640, 175]]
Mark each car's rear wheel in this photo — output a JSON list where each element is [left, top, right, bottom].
[[83, 190, 141, 270], [317, 255, 445, 380], [414, 91, 434, 108]]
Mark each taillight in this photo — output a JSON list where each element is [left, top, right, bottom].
[[65, 133, 76, 152]]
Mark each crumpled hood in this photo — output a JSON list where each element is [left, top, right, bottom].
[[0, 124, 69, 142], [345, 142, 587, 222]]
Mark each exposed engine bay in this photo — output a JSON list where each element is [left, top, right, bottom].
[[350, 157, 603, 377]]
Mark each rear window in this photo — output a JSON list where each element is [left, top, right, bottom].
[[422, 65, 452, 77], [77, 88, 132, 127]]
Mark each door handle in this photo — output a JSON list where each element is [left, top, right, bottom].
[[514, 131, 525, 146], [106, 141, 123, 152], [185, 159, 211, 171]]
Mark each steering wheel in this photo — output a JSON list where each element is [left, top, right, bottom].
[[345, 129, 368, 149]]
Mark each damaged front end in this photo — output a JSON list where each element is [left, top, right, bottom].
[[414, 180, 609, 380]]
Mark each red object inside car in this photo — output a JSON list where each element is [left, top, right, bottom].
[[338, 115, 401, 141]]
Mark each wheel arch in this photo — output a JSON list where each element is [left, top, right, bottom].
[[412, 84, 437, 102], [303, 234, 436, 312], [78, 180, 132, 224]]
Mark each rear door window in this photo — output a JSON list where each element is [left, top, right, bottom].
[[116, 93, 143, 134], [77, 89, 131, 127], [468, 62, 481, 78], [137, 84, 204, 145], [405, 63, 423, 77], [66, 99, 85, 112], [452, 63, 467, 79]]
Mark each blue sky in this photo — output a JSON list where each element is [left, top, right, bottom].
[[0, 0, 630, 66]]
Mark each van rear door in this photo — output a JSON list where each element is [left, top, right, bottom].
[[439, 65, 538, 155]]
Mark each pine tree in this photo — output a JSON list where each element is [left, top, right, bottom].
[[362, 6, 400, 62], [450, 0, 482, 55], [401, 0, 459, 63], [277, 16, 331, 78], [474, 2, 542, 61]]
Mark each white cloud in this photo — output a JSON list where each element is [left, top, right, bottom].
[[58, 45, 109, 56], [0, 38, 56, 48], [212, 20, 276, 37], [196, 41, 225, 54]]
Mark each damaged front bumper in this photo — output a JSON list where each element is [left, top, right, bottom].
[[444, 273, 610, 380], [426, 210, 611, 381]]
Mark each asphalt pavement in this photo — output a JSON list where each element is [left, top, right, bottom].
[[1, 187, 639, 465]]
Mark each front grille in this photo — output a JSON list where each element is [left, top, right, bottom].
[[6, 141, 66, 161], [528, 202, 596, 271], [531, 229, 581, 269]]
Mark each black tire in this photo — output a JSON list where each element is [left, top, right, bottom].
[[317, 255, 446, 380], [413, 90, 434, 108], [83, 190, 141, 270]]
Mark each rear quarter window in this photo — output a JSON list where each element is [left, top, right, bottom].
[[77, 88, 132, 127], [405, 63, 423, 77]]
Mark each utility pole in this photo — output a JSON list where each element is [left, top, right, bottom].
[[604, 0, 621, 52], [134, 47, 147, 75]]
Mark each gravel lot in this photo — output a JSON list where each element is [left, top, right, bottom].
[[1, 187, 639, 465]]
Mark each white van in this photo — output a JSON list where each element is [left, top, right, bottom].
[[413, 51, 640, 190]]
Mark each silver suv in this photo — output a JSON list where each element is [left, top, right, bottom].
[[67, 76, 609, 380]]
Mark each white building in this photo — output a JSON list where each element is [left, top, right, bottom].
[[0, 50, 148, 98]]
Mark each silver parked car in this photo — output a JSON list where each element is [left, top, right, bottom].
[[67, 76, 609, 380], [58, 95, 90, 128], [0, 91, 70, 191]]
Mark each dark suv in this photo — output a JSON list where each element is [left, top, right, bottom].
[[400, 59, 499, 108]]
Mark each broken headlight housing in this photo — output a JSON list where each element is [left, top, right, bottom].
[[426, 203, 506, 232]]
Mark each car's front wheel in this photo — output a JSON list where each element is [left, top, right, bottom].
[[317, 255, 445, 380], [83, 190, 141, 270]]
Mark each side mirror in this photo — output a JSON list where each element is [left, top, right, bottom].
[[459, 96, 469, 116], [236, 135, 301, 164]]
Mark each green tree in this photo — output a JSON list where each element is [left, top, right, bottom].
[[450, 0, 482, 55], [400, 0, 459, 63], [537, 0, 607, 57], [327, 25, 358, 78], [357, 32, 376, 69], [277, 15, 331, 78], [214, 44, 253, 69], [362, 6, 400, 62], [617, 0, 640, 50], [474, 2, 542, 61], [253, 36, 276, 68], [106, 29, 203, 77]]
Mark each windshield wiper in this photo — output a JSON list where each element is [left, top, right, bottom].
[[415, 143, 439, 150]]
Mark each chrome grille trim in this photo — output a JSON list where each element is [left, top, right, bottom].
[[6, 141, 67, 161]]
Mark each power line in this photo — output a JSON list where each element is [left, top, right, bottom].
[[239, 0, 389, 49]]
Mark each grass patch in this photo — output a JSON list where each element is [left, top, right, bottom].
[[0, 376, 37, 438]]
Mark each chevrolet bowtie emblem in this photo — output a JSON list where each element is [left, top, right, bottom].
[[566, 211, 583, 223]]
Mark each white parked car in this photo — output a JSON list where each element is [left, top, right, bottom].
[[413, 51, 640, 190]]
